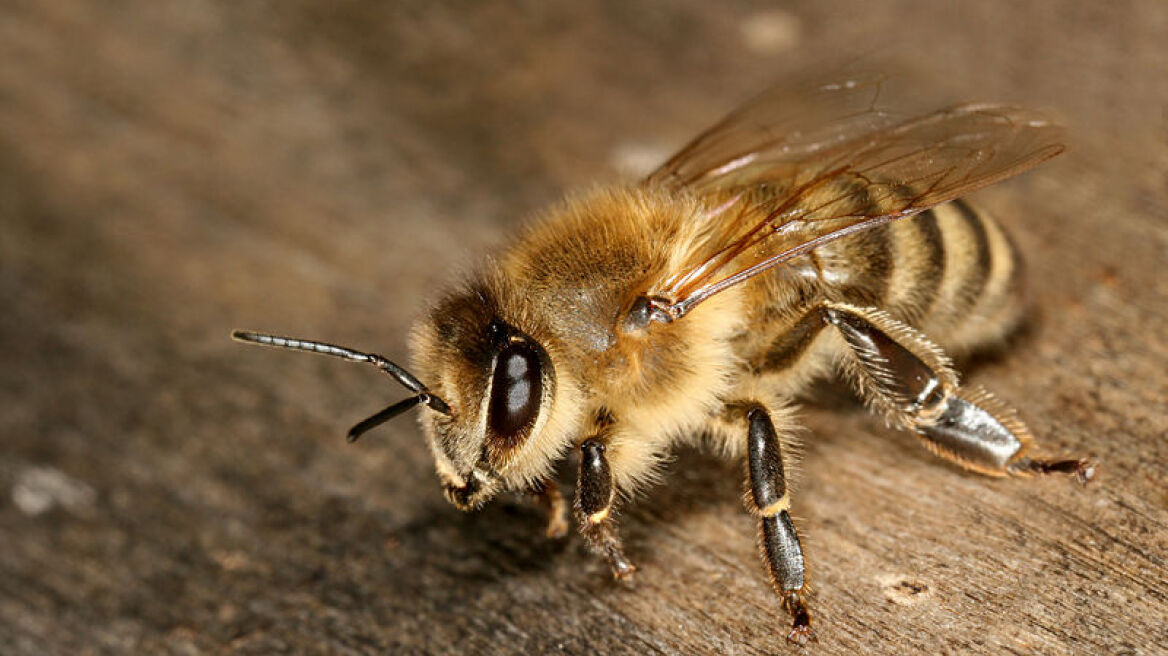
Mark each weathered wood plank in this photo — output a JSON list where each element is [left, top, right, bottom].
[[1, 2, 1165, 654]]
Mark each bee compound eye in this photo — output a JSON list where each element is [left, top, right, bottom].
[[486, 341, 543, 445]]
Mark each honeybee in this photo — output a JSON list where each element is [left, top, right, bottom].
[[234, 71, 1093, 645]]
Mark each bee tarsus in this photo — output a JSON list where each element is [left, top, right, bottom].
[[528, 479, 570, 539], [783, 592, 816, 645]]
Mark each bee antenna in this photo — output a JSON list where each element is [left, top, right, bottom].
[[346, 395, 423, 443], [230, 330, 452, 424]]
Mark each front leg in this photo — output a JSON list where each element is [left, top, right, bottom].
[[527, 479, 569, 539], [741, 402, 815, 645], [575, 439, 636, 581]]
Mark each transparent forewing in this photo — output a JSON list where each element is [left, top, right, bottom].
[[646, 82, 1065, 318], [647, 70, 903, 191]]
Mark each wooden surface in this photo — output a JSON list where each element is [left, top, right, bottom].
[[1, 2, 1166, 654]]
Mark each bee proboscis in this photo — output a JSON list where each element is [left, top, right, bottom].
[[234, 70, 1093, 645]]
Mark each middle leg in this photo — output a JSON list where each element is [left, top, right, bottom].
[[735, 401, 815, 645]]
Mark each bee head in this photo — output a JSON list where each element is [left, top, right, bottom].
[[232, 282, 579, 513], [410, 286, 571, 511]]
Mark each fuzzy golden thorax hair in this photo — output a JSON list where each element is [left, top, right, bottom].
[[408, 186, 748, 507]]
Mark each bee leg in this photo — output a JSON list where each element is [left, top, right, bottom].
[[743, 403, 815, 645], [823, 302, 1094, 483], [528, 479, 570, 539], [574, 439, 636, 581]]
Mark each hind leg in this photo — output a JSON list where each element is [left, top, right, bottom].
[[822, 302, 1093, 482]]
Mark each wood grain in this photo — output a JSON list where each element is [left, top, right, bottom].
[[1, 2, 1165, 654]]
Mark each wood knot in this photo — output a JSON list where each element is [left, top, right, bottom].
[[878, 573, 933, 605]]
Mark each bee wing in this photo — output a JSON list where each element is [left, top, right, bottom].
[[647, 70, 902, 191], [645, 76, 1065, 319]]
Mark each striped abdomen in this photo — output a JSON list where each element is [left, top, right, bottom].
[[810, 198, 1026, 353]]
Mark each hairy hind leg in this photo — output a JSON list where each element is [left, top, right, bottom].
[[822, 302, 1093, 482]]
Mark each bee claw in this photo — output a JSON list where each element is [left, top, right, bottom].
[[611, 557, 637, 583], [782, 592, 815, 645], [1010, 457, 1097, 485], [1075, 459, 1097, 486], [785, 624, 817, 646]]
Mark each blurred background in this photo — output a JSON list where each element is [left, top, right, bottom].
[[1, 2, 1165, 654]]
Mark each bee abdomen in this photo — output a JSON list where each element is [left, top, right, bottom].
[[891, 199, 1025, 351], [753, 199, 1024, 377], [812, 199, 1023, 350]]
